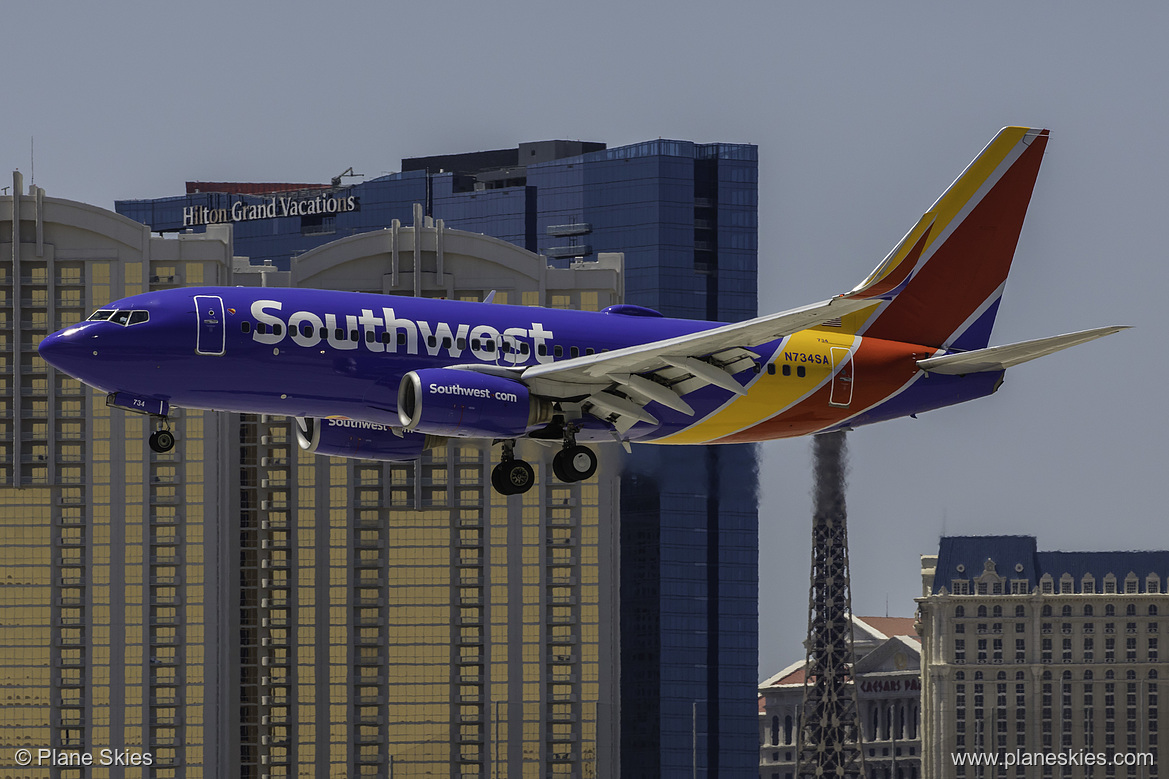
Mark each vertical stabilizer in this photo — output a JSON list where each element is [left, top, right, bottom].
[[840, 127, 1049, 350]]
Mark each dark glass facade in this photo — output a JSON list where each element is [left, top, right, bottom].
[[116, 137, 760, 776]]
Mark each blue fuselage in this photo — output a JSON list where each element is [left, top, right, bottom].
[[39, 286, 1002, 445], [40, 286, 740, 441]]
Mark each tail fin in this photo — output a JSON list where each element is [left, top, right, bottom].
[[840, 127, 1049, 350]]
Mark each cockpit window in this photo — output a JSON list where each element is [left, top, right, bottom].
[[98, 310, 150, 326]]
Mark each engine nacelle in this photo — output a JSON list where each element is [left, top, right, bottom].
[[398, 368, 553, 438], [295, 417, 444, 461]]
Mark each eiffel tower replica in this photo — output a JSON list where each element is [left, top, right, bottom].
[[796, 431, 865, 778]]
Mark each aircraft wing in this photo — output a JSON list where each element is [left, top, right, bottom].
[[916, 326, 1129, 374], [517, 294, 879, 433]]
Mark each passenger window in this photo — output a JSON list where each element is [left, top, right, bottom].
[[380, 332, 391, 344], [302, 325, 313, 337], [797, 366, 806, 378], [537, 344, 547, 356], [520, 343, 529, 355], [585, 347, 595, 356], [257, 323, 268, 335], [273, 323, 283, 336], [554, 345, 564, 358], [782, 364, 791, 377], [365, 331, 375, 342], [471, 339, 481, 350], [241, 322, 251, 334], [334, 328, 344, 340], [349, 330, 358, 341], [397, 333, 407, 346], [457, 338, 467, 350], [767, 364, 776, 375], [427, 336, 438, 348], [320, 327, 329, 339], [570, 346, 580, 359], [485, 341, 495, 353], [442, 338, 452, 349], [128, 311, 150, 325]]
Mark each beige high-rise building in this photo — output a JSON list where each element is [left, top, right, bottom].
[[1, 173, 236, 779], [232, 210, 623, 779], [2, 182, 621, 778], [918, 535, 1164, 779]]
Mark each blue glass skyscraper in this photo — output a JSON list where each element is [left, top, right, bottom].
[[117, 137, 760, 776], [523, 141, 760, 777]]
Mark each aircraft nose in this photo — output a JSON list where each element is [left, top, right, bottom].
[[38, 325, 96, 377]]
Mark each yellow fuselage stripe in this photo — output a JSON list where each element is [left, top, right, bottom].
[[656, 330, 858, 444]]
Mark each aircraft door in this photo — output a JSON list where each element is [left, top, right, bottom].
[[194, 294, 226, 356], [829, 346, 854, 407]]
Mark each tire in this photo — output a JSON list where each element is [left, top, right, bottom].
[[491, 463, 512, 495], [493, 459, 535, 495], [553, 445, 597, 483], [149, 430, 176, 453]]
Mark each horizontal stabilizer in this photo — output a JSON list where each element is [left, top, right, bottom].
[[916, 326, 1129, 374]]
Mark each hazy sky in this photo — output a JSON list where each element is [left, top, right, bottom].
[[5, 2, 1167, 678]]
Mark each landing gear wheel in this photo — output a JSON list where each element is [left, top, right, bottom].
[[492, 459, 535, 496], [552, 445, 597, 483], [149, 429, 176, 453]]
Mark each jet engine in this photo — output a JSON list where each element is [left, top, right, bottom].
[[295, 417, 444, 461], [397, 368, 553, 438]]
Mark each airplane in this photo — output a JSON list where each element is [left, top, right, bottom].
[[38, 126, 1126, 496]]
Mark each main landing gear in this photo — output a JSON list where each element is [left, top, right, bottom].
[[148, 416, 176, 454], [492, 441, 535, 496], [552, 442, 597, 484], [491, 426, 598, 496]]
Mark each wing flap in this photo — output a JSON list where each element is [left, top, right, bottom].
[[614, 373, 695, 415], [586, 390, 660, 425], [916, 326, 1129, 374]]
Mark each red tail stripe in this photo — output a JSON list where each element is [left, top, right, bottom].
[[859, 134, 1048, 348]]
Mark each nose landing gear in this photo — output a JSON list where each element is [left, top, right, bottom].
[[104, 394, 176, 454], [148, 417, 176, 453]]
